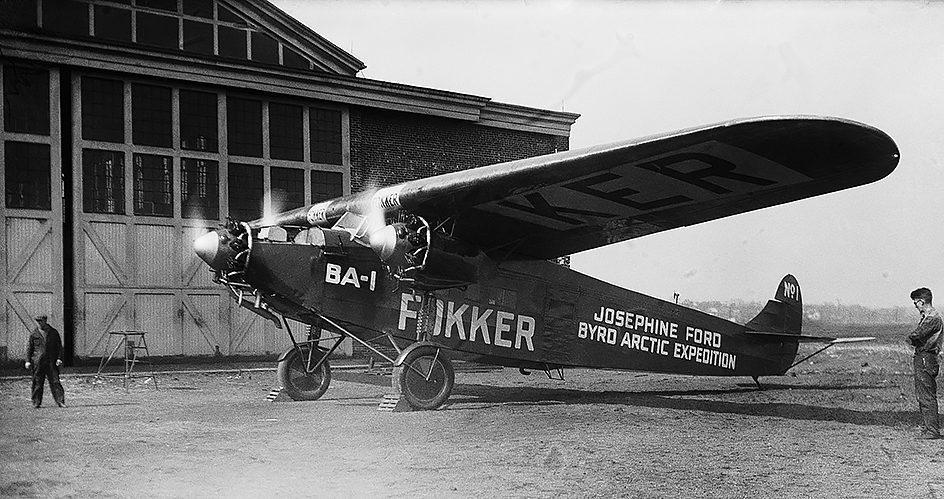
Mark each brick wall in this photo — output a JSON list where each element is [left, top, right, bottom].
[[349, 107, 569, 192]]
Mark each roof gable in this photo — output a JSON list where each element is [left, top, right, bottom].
[[9, 0, 365, 76]]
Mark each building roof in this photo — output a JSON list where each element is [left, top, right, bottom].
[[0, 0, 578, 136]]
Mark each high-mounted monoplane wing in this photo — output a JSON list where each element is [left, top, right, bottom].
[[260, 116, 899, 260]]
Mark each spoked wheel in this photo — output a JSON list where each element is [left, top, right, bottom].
[[397, 345, 455, 410], [277, 345, 331, 401]]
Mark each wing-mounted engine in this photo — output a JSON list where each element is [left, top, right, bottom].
[[334, 212, 496, 290]]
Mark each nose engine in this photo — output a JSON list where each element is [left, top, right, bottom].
[[193, 221, 250, 272]]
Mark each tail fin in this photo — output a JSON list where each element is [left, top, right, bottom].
[[745, 274, 802, 334]]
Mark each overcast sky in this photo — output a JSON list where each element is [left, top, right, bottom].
[[274, 0, 943, 308]]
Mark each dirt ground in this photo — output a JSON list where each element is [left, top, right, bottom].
[[2, 329, 944, 499]]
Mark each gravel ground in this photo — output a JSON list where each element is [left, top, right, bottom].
[[1, 339, 943, 498]]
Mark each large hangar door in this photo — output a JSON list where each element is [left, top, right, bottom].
[[0, 65, 65, 364]]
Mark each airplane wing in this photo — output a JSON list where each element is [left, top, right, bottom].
[[261, 116, 899, 260]]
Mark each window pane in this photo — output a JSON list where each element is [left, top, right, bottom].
[[226, 97, 262, 157], [270, 167, 304, 212], [137, 0, 177, 12], [43, 0, 89, 37], [3, 66, 50, 135], [269, 102, 302, 161], [136, 12, 178, 50], [183, 0, 213, 18], [81, 77, 124, 143], [282, 47, 309, 70], [180, 89, 218, 152], [310, 108, 342, 165], [94, 5, 131, 43], [4, 141, 51, 210], [181, 158, 219, 220], [82, 149, 125, 214], [133, 154, 173, 217], [227, 163, 263, 221], [131, 83, 172, 148], [251, 32, 278, 65], [310, 170, 342, 203], [218, 26, 247, 60], [183, 19, 213, 55]]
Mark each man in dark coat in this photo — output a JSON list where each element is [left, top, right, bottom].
[[908, 288, 942, 439], [25, 315, 66, 408]]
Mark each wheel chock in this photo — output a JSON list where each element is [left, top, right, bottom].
[[266, 387, 292, 402], [378, 366, 414, 411]]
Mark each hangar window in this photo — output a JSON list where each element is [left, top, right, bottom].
[[311, 170, 343, 203], [180, 89, 218, 152], [133, 154, 173, 217], [227, 97, 262, 157], [271, 167, 305, 211], [82, 149, 125, 214], [137, 0, 177, 12], [218, 26, 247, 60], [81, 77, 124, 143], [283, 47, 309, 70], [3, 66, 50, 136], [227, 163, 263, 221], [4, 141, 51, 210], [183, 19, 214, 55], [269, 102, 303, 161], [181, 158, 219, 220], [43, 0, 89, 37], [132, 83, 172, 148], [183, 0, 213, 19], [93, 5, 132, 43], [136, 12, 179, 50], [310, 108, 342, 165], [251, 32, 279, 65]]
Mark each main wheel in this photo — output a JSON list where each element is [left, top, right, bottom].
[[398, 345, 455, 410], [277, 346, 331, 401]]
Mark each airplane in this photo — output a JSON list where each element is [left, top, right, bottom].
[[194, 116, 899, 410]]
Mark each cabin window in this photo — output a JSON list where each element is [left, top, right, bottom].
[[81, 77, 124, 143], [132, 83, 172, 148], [227, 162, 263, 221], [311, 170, 342, 203], [93, 5, 132, 43], [82, 149, 125, 214], [133, 154, 173, 217], [227, 97, 262, 157], [4, 141, 51, 210], [271, 167, 305, 212], [181, 158, 219, 220], [3, 66, 50, 136], [179, 89, 218, 152], [269, 102, 303, 161], [310, 108, 342, 165]]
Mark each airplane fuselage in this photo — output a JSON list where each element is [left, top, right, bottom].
[[244, 231, 797, 378]]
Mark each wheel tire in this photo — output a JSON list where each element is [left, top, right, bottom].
[[277, 346, 331, 401], [398, 345, 455, 410]]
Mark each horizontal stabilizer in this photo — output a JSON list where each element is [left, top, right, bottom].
[[743, 331, 875, 344]]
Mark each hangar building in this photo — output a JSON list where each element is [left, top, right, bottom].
[[0, 0, 578, 364]]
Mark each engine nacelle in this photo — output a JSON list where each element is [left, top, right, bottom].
[[368, 220, 495, 289]]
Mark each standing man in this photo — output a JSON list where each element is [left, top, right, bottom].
[[25, 315, 66, 408], [908, 288, 942, 440]]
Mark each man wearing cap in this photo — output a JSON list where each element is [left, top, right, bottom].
[[25, 315, 66, 408], [908, 288, 943, 439]]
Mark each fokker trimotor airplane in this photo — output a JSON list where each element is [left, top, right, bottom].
[[194, 116, 899, 410]]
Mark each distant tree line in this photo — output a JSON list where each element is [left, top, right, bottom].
[[681, 299, 914, 326]]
